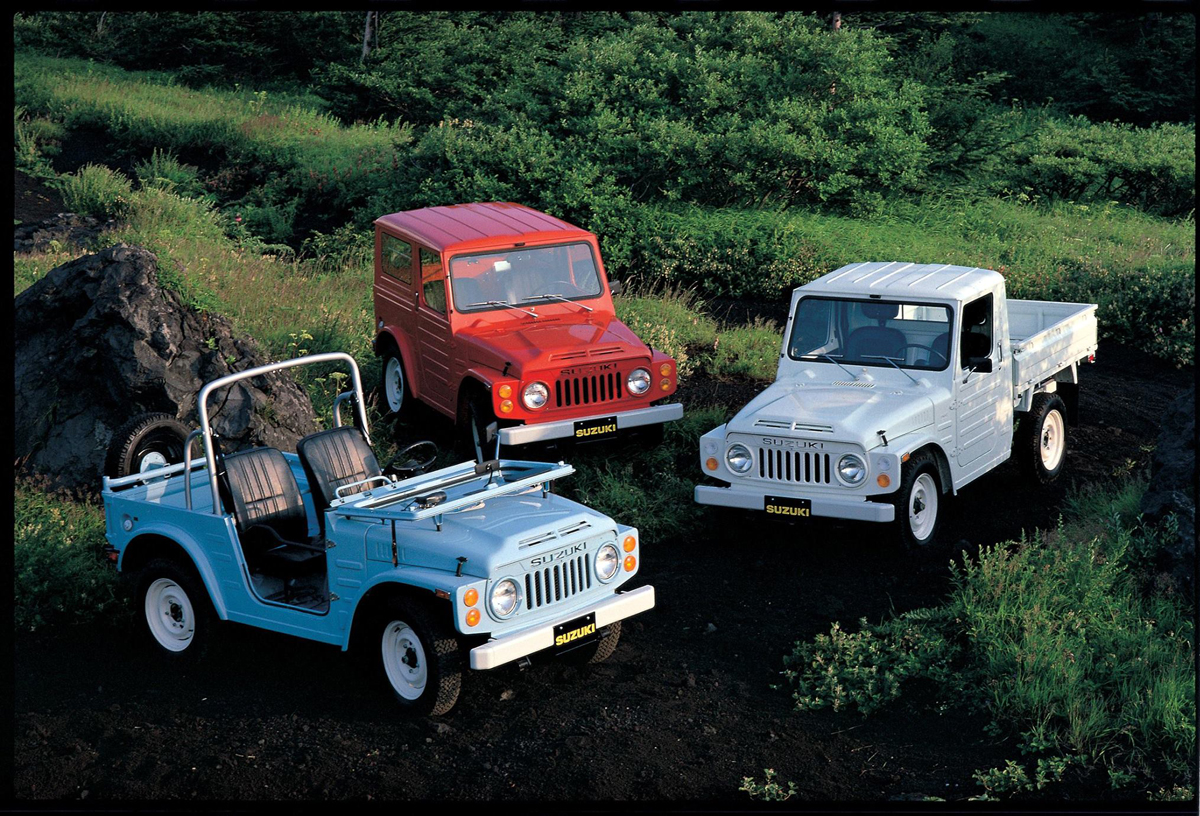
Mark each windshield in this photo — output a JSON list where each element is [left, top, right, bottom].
[[788, 296, 953, 371], [449, 242, 604, 314]]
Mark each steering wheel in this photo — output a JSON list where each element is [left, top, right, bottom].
[[891, 342, 948, 366], [384, 440, 438, 479], [543, 280, 587, 298]]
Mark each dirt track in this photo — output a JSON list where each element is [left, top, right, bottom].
[[13, 171, 1193, 803]]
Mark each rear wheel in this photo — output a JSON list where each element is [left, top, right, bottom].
[[1017, 393, 1068, 485], [379, 348, 410, 420], [106, 413, 190, 478], [375, 596, 463, 716], [135, 557, 215, 662]]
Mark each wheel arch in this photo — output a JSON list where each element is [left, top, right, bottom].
[[374, 329, 422, 398], [905, 443, 954, 496], [120, 531, 229, 619], [343, 577, 454, 652]]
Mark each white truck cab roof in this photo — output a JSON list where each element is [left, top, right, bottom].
[[799, 262, 1004, 303]]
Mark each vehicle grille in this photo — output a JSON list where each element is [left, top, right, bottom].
[[524, 554, 592, 610], [554, 371, 624, 408], [758, 447, 834, 485]]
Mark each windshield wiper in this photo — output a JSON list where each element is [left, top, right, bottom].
[[464, 300, 539, 319], [800, 353, 859, 381], [862, 354, 920, 386], [522, 293, 593, 312]]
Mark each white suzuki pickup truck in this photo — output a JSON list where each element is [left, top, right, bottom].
[[694, 261, 1098, 550]]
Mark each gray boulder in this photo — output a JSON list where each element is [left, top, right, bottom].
[[14, 244, 320, 491], [14, 212, 119, 254], [1139, 389, 1195, 600]]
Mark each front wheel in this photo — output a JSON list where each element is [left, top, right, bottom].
[[135, 557, 215, 662], [892, 452, 944, 553], [565, 621, 622, 665], [376, 597, 463, 716], [1016, 393, 1068, 485]]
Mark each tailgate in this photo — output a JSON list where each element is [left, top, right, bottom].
[[1008, 299, 1098, 393]]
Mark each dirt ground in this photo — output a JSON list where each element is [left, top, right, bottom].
[[11, 173, 1194, 804]]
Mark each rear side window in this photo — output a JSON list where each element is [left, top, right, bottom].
[[381, 234, 412, 284], [420, 248, 447, 315]]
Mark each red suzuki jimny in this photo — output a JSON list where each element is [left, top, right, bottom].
[[373, 202, 682, 452]]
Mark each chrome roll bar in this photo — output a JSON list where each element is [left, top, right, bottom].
[[197, 352, 370, 516]]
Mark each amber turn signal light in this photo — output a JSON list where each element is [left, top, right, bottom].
[[500, 399, 514, 413], [464, 588, 479, 607], [623, 555, 637, 572], [498, 384, 513, 399], [466, 609, 481, 627], [660, 378, 670, 390], [659, 363, 671, 376], [705, 457, 719, 471], [876, 474, 891, 488], [623, 535, 636, 552]]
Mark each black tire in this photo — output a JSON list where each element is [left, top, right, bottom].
[[1016, 393, 1068, 485], [106, 413, 190, 478], [565, 621, 622, 665], [891, 451, 945, 553], [374, 596, 463, 716], [378, 346, 410, 421], [135, 556, 216, 663]]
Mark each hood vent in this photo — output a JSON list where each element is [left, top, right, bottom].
[[754, 419, 833, 433], [833, 381, 875, 389], [548, 345, 623, 362], [519, 519, 595, 548], [590, 345, 623, 357], [549, 350, 588, 362]]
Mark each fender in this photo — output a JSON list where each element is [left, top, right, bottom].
[[340, 566, 479, 650], [890, 435, 956, 496], [118, 519, 232, 619], [375, 328, 424, 399]]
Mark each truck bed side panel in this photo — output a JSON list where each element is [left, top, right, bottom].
[[1008, 300, 1098, 397]]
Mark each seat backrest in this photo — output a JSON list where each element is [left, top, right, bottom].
[[221, 447, 308, 542], [297, 426, 382, 522], [961, 330, 991, 362], [845, 325, 907, 362], [920, 332, 951, 367]]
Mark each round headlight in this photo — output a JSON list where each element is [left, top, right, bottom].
[[522, 381, 549, 410], [626, 368, 651, 395], [595, 543, 620, 582], [837, 453, 867, 485], [489, 578, 521, 619], [725, 443, 754, 474]]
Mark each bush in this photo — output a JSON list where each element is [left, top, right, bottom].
[[60, 163, 134, 220], [614, 284, 718, 380], [14, 486, 128, 631], [133, 148, 209, 200], [710, 319, 781, 381]]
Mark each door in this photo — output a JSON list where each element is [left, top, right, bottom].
[[954, 289, 1013, 476], [416, 246, 454, 414], [376, 230, 417, 349]]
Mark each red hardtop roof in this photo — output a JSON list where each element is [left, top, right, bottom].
[[374, 202, 592, 253]]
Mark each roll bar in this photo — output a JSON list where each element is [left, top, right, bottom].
[[197, 352, 370, 516]]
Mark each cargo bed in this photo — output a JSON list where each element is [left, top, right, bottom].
[[1008, 299, 1098, 396]]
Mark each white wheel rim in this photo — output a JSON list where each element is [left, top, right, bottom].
[[385, 357, 404, 413], [1040, 410, 1065, 470], [382, 620, 427, 701], [138, 451, 168, 472], [908, 473, 939, 543], [145, 578, 195, 652]]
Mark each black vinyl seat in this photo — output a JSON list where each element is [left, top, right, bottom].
[[221, 447, 325, 577], [296, 426, 382, 533], [845, 301, 906, 363]]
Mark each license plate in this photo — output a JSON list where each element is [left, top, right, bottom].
[[553, 612, 598, 655], [764, 495, 812, 518], [573, 415, 618, 442]]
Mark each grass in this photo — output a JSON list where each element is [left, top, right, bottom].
[[776, 478, 1197, 798]]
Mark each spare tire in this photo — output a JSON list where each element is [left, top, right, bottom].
[[106, 412, 191, 478]]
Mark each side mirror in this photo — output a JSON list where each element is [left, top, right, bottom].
[[609, 279, 624, 296], [485, 421, 498, 444]]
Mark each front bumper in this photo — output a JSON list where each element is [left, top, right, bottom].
[[468, 585, 656, 670], [694, 483, 895, 523], [498, 403, 683, 446]]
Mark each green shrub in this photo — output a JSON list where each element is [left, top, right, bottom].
[[710, 319, 781, 381], [614, 284, 718, 380], [739, 769, 797, 802], [60, 163, 134, 220], [133, 148, 208, 199], [14, 486, 128, 631]]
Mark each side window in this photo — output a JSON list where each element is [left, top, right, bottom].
[[960, 294, 993, 368], [381, 234, 413, 285], [420, 248, 447, 315]]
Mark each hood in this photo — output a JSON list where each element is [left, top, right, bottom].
[[457, 314, 649, 374], [369, 491, 616, 578], [727, 381, 936, 450]]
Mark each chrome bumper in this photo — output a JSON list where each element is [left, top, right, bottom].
[[468, 585, 656, 670], [693, 483, 895, 522], [498, 403, 683, 445]]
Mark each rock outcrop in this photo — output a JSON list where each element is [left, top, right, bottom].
[[1139, 389, 1196, 600], [14, 244, 320, 491], [13, 212, 119, 254]]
